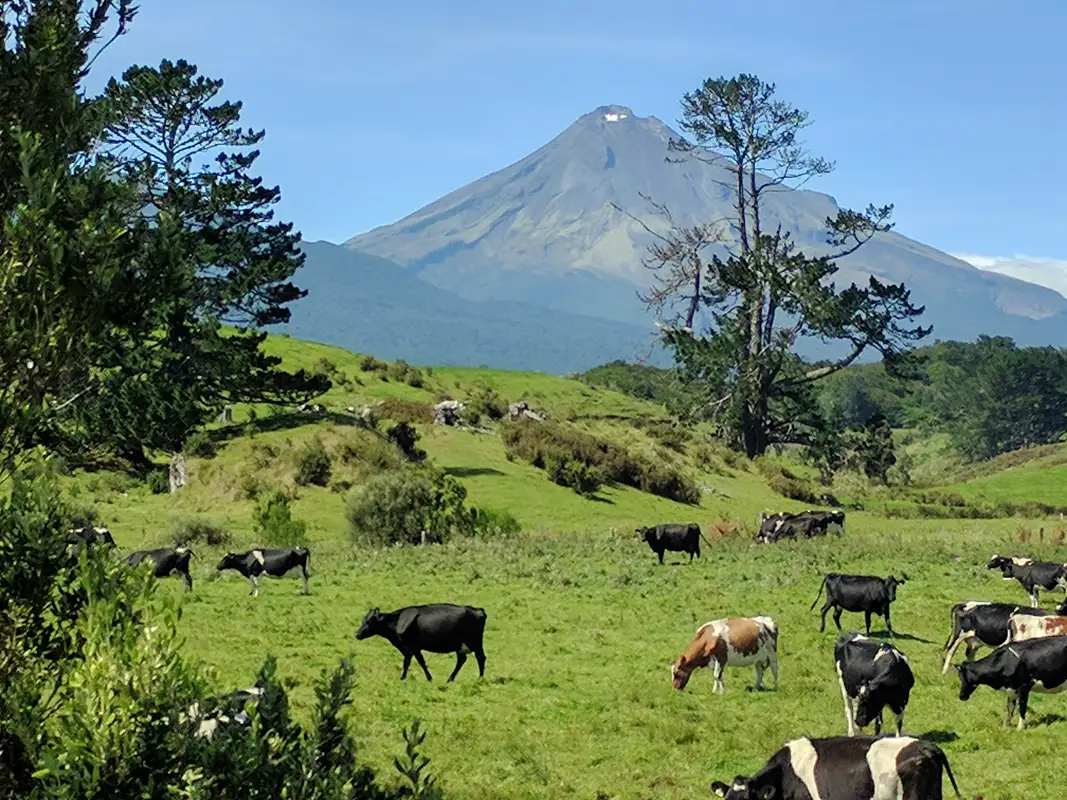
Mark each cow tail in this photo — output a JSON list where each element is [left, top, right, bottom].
[[809, 575, 828, 611], [942, 605, 961, 652], [938, 747, 962, 799]]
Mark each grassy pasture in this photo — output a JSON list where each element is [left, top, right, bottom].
[[69, 335, 1067, 799]]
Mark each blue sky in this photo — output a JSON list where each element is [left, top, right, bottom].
[[89, 0, 1067, 293]]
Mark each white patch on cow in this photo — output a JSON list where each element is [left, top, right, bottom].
[[252, 549, 265, 565], [836, 659, 855, 736], [874, 646, 893, 661], [961, 601, 989, 611], [785, 739, 822, 800], [175, 546, 188, 554], [1011, 556, 1033, 566], [865, 736, 916, 800]]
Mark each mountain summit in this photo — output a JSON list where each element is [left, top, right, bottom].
[[345, 105, 1067, 347]]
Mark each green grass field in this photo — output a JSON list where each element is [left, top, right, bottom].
[[72, 336, 1067, 799]]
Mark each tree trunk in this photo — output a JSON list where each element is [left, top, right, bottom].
[[169, 452, 187, 494]]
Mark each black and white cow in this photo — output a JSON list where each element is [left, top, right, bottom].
[[710, 735, 961, 800], [811, 573, 907, 636], [941, 601, 1055, 674], [635, 523, 702, 564], [756, 510, 845, 543], [125, 547, 194, 591], [955, 635, 1067, 730], [986, 553, 1067, 607], [356, 603, 487, 682], [216, 547, 310, 597], [184, 684, 265, 740], [67, 525, 116, 547], [834, 632, 914, 737]]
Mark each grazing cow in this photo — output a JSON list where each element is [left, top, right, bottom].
[[1008, 612, 1067, 643], [66, 526, 115, 547], [955, 635, 1067, 729], [184, 684, 265, 740], [811, 573, 906, 636], [635, 523, 703, 564], [755, 510, 845, 544], [670, 616, 779, 693], [356, 603, 487, 682], [834, 632, 914, 737], [710, 735, 961, 800], [216, 547, 310, 597], [941, 601, 1054, 674], [986, 553, 1067, 607], [125, 547, 193, 591]]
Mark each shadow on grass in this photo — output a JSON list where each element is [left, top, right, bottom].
[[1028, 713, 1065, 727], [864, 630, 935, 644], [211, 411, 359, 443], [918, 730, 959, 744], [443, 466, 506, 478]]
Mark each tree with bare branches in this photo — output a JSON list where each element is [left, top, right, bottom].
[[637, 74, 930, 457]]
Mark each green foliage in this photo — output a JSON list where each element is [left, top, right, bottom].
[[346, 468, 477, 547], [387, 422, 426, 462], [253, 490, 308, 547], [465, 382, 506, 421], [579, 360, 685, 408], [647, 73, 929, 458], [855, 415, 897, 483], [393, 720, 444, 800], [146, 468, 170, 494], [501, 419, 701, 503], [378, 398, 433, 425], [295, 438, 333, 487], [184, 430, 218, 459], [168, 516, 231, 548], [469, 507, 522, 538]]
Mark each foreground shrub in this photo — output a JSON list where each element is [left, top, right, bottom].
[[470, 506, 522, 538], [295, 437, 333, 486], [466, 382, 506, 421], [501, 419, 700, 503], [145, 468, 169, 494], [253, 489, 308, 547], [184, 430, 218, 458], [387, 422, 426, 462], [347, 468, 477, 547]]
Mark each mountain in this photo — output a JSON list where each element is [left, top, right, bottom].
[[346, 104, 1067, 348], [274, 241, 669, 374]]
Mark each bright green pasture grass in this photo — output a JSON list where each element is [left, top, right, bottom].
[[944, 460, 1067, 507], [116, 513, 1067, 800]]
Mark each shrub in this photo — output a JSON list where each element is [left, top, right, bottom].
[[347, 468, 476, 547], [294, 438, 333, 486], [239, 470, 264, 500], [184, 430, 217, 458], [379, 397, 433, 424], [145, 468, 169, 494], [501, 419, 699, 503], [460, 407, 482, 427], [646, 422, 689, 453], [168, 516, 231, 548], [387, 422, 426, 462], [470, 506, 522, 538], [253, 489, 308, 547], [359, 354, 385, 372], [466, 382, 506, 421], [250, 441, 278, 469]]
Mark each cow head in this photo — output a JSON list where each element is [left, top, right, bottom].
[[636, 527, 656, 546], [986, 554, 1011, 573], [955, 662, 980, 701], [711, 778, 775, 799], [216, 553, 241, 571], [853, 681, 885, 728], [885, 574, 907, 601], [355, 607, 384, 640]]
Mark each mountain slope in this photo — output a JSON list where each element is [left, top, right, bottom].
[[273, 241, 668, 374], [346, 105, 1067, 346]]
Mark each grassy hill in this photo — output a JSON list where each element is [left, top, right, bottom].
[[58, 334, 1067, 800]]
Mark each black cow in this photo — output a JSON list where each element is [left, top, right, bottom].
[[710, 735, 961, 800], [956, 635, 1067, 730], [834, 632, 914, 737], [636, 523, 702, 564], [356, 603, 487, 682], [67, 526, 116, 547], [811, 573, 907, 636], [125, 547, 193, 591], [216, 547, 310, 597], [755, 510, 845, 544], [986, 553, 1067, 607], [941, 601, 1054, 675]]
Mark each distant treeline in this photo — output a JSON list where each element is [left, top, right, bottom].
[[580, 336, 1067, 462]]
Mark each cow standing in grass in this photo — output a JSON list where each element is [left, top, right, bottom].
[[670, 616, 779, 693], [986, 554, 1067, 607], [811, 573, 906, 636], [834, 632, 914, 737], [356, 603, 487, 682], [636, 523, 703, 564], [216, 547, 310, 597], [125, 547, 194, 591], [941, 601, 1054, 674]]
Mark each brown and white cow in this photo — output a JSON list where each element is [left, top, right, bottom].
[[670, 616, 779, 693], [1008, 612, 1067, 643]]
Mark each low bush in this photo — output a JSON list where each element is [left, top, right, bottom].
[[184, 430, 217, 458], [470, 506, 522, 538], [466, 382, 506, 421], [145, 468, 169, 494], [501, 419, 700, 503], [387, 422, 426, 462], [360, 354, 385, 372], [347, 468, 477, 547], [378, 398, 433, 425], [646, 421, 689, 453], [168, 516, 231, 548], [294, 437, 333, 487], [253, 489, 308, 547]]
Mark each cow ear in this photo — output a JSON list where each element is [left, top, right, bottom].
[[710, 781, 729, 797]]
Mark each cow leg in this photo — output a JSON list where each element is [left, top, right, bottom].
[[941, 633, 967, 675], [248, 574, 260, 598], [832, 607, 844, 631], [818, 602, 832, 632], [413, 651, 433, 681], [768, 651, 779, 691], [474, 646, 486, 677], [873, 709, 883, 735], [182, 570, 193, 592], [400, 653, 412, 680], [447, 651, 467, 682], [1030, 588, 1040, 607], [893, 708, 905, 737], [883, 608, 894, 637], [300, 563, 309, 595], [864, 611, 873, 635], [712, 661, 725, 694], [753, 662, 765, 691], [1016, 687, 1031, 731]]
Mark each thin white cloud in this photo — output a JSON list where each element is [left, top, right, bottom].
[[952, 252, 1067, 300]]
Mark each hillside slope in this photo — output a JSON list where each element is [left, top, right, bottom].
[[345, 105, 1067, 348], [278, 241, 669, 374]]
